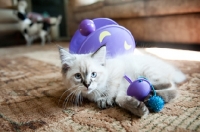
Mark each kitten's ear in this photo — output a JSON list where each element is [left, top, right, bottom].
[[91, 46, 106, 65], [58, 46, 76, 67]]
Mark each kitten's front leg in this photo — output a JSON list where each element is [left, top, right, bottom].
[[83, 92, 114, 109], [96, 85, 117, 109], [115, 94, 149, 117]]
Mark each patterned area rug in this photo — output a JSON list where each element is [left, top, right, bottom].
[[0, 43, 200, 132]]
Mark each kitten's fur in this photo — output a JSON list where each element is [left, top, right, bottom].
[[58, 46, 185, 117]]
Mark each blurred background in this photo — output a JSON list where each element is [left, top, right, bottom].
[[0, 0, 68, 46], [0, 0, 199, 50]]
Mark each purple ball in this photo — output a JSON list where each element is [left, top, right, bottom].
[[79, 19, 96, 36], [127, 79, 151, 101]]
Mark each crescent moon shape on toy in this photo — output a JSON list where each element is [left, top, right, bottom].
[[124, 41, 132, 50], [99, 31, 111, 43]]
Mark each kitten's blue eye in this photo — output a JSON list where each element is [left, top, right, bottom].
[[91, 72, 97, 78], [75, 73, 82, 79]]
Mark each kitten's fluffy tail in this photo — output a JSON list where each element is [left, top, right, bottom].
[[173, 70, 186, 84]]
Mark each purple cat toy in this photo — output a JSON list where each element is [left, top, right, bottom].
[[124, 75, 165, 112], [69, 18, 136, 58], [124, 75, 151, 101]]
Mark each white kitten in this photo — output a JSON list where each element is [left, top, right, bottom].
[[58, 46, 185, 117]]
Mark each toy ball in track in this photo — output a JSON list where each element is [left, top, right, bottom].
[[69, 18, 135, 58]]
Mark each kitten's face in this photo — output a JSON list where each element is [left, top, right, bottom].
[[59, 46, 107, 95]]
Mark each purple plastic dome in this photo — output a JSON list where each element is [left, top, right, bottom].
[[69, 18, 135, 58]]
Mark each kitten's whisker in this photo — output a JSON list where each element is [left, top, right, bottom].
[[63, 93, 73, 108], [59, 86, 83, 107], [77, 86, 84, 106], [80, 92, 83, 105], [58, 87, 76, 106], [76, 90, 83, 106], [68, 89, 80, 107], [63, 89, 78, 108], [72, 89, 81, 108], [73, 90, 78, 107], [67, 88, 81, 108], [75, 90, 81, 107]]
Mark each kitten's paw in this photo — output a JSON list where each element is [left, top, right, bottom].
[[97, 97, 113, 109], [106, 98, 114, 107], [127, 97, 149, 117], [97, 98, 107, 109], [137, 102, 149, 117], [116, 96, 149, 117]]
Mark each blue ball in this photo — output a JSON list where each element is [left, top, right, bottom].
[[147, 96, 164, 112]]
